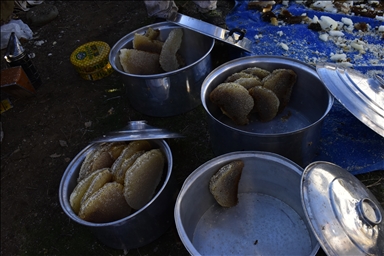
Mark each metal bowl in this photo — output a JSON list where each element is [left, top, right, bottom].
[[201, 56, 334, 167], [109, 21, 215, 117], [174, 151, 320, 255], [59, 139, 177, 250]]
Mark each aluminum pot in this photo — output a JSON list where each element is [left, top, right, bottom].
[[59, 136, 177, 250], [109, 22, 215, 117], [174, 151, 320, 255], [201, 56, 334, 167]]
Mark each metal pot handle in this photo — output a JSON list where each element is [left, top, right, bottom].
[[167, 12, 253, 52]]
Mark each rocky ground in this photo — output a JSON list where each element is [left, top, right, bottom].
[[0, 1, 233, 255], [1, 1, 383, 256]]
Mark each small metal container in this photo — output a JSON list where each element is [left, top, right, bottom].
[[59, 121, 181, 250], [174, 152, 384, 255], [4, 32, 42, 88], [109, 22, 215, 117], [201, 56, 334, 167]]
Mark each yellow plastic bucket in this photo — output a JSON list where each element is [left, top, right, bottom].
[[70, 41, 113, 81]]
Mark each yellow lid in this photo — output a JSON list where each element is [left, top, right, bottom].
[[70, 41, 111, 73]]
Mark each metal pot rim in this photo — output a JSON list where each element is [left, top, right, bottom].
[[109, 21, 215, 78], [201, 55, 334, 136], [59, 139, 173, 227]]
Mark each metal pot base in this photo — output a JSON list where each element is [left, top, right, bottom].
[[193, 193, 313, 255], [214, 105, 312, 134]]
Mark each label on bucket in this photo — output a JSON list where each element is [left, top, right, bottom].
[[79, 62, 113, 81]]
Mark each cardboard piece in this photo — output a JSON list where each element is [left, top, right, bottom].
[[1, 66, 36, 98]]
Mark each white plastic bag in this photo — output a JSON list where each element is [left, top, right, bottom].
[[144, 0, 178, 19], [193, 1, 217, 11], [1, 19, 33, 49], [143, 0, 217, 18]]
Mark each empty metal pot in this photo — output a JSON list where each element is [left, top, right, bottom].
[[109, 22, 215, 117], [174, 152, 384, 255], [201, 56, 334, 167], [174, 151, 320, 255]]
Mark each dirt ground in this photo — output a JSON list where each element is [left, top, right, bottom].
[[1, 1, 383, 256]]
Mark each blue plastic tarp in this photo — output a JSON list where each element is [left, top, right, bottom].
[[225, 1, 384, 174]]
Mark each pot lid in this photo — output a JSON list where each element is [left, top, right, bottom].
[[316, 63, 384, 137], [167, 13, 253, 53], [91, 120, 183, 143], [301, 161, 384, 256]]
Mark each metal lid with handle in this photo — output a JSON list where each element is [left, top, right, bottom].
[[316, 63, 384, 137], [301, 161, 384, 256], [167, 12, 253, 53], [91, 120, 183, 143]]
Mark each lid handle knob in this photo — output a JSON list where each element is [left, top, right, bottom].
[[226, 28, 246, 42], [126, 120, 148, 130], [357, 198, 382, 226]]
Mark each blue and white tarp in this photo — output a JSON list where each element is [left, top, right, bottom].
[[225, 1, 384, 174]]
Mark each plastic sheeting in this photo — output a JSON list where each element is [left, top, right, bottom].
[[226, 0, 384, 67], [225, 1, 384, 174], [1, 19, 33, 49]]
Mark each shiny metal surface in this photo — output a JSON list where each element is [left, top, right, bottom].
[[168, 13, 253, 53], [201, 56, 333, 167], [174, 151, 320, 256], [302, 161, 384, 256], [317, 63, 384, 137], [4, 32, 25, 61], [92, 120, 183, 143], [109, 22, 214, 117], [59, 138, 177, 250]]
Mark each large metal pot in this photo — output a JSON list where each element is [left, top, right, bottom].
[[174, 151, 320, 255], [201, 56, 334, 167], [59, 121, 178, 250], [174, 151, 384, 255], [109, 22, 215, 117]]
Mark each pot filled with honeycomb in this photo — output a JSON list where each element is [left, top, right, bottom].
[[201, 56, 334, 167], [59, 121, 179, 250], [109, 22, 215, 117]]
